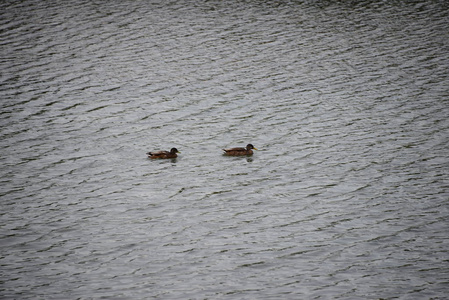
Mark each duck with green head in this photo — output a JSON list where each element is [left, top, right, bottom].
[[223, 144, 258, 156], [147, 148, 180, 159]]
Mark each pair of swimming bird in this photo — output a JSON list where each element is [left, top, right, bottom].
[[146, 144, 258, 159]]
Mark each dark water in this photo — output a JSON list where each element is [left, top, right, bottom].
[[1, 0, 448, 299]]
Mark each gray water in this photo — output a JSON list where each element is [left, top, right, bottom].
[[1, 0, 448, 299]]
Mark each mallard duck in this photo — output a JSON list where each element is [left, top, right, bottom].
[[223, 144, 258, 156], [147, 148, 180, 159]]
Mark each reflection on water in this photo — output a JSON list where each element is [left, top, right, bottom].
[[1, 0, 448, 299]]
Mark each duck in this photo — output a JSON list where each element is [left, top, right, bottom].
[[147, 148, 180, 159], [223, 144, 258, 156]]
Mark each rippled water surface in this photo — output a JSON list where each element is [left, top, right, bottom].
[[1, 0, 449, 299]]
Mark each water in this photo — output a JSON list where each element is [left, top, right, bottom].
[[1, 0, 448, 299]]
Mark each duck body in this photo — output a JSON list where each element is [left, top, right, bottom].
[[223, 144, 258, 156], [147, 148, 179, 159]]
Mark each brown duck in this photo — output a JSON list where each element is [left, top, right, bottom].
[[223, 144, 258, 156], [147, 148, 180, 159]]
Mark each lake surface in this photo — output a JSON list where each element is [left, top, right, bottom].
[[1, 0, 448, 299]]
